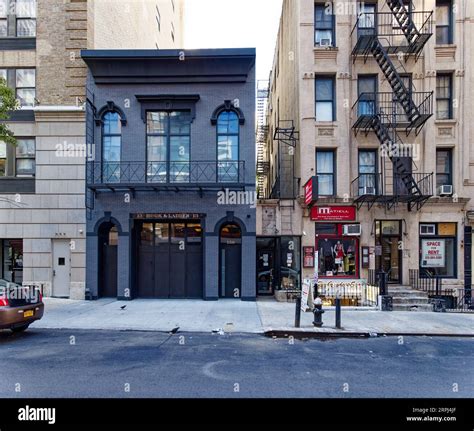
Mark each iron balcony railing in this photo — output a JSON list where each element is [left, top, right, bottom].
[[352, 91, 433, 133], [351, 11, 434, 54], [351, 172, 433, 200], [87, 161, 246, 186]]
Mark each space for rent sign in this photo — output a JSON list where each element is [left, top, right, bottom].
[[421, 239, 446, 268]]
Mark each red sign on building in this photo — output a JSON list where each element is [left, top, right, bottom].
[[303, 176, 318, 207], [310, 206, 356, 222]]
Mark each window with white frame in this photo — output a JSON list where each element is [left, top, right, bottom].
[[0, 0, 7, 37], [0, 138, 35, 177], [15, 68, 35, 106], [16, 0, 36, 37]]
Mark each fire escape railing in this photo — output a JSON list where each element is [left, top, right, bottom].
[[350, 1, 434, 212]]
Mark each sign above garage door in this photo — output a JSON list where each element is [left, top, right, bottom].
[[132, 213, 206, 220]]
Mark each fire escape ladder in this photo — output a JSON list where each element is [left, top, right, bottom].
[[371, 114, 422, 202], [387, 0, 420, 45], [370, 39, 421, 126]]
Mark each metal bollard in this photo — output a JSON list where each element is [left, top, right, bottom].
[[335, 297, 342, 329], [312, 297, 324, 327], [295, 295, 301, 328]]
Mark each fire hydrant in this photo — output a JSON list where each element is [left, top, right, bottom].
[[313, 297, 324, 327]]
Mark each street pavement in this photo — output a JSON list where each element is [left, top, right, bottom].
[[31, 297, 474, 336], [0, 329, 472, 398]]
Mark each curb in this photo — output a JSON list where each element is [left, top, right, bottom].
[[264, 329, 474, 339]]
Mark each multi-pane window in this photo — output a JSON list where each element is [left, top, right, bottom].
[[0, 0, 7, 37], [0, 141, 6, 176], [357, 75, 377, 116], [0, 0, 36, 37], [15, 68, 35, 106], [16, 0, 36, 37], [358, 3, 376, 37], [315, 76, 335, 121], [436, 0, 453, 45], [15, 138, 35, 176], [358, 150, 377, 195], [0, 68, 6, 81], [314, 3, 335, 47], [0, 138, 35, 177], [147, 111, 191, 183], [217, 111, 239, 182], [102, 112, 122, 183], [436, 74, 453, 120], [436, 149, 453, 189], [316, 150, 335, 196]]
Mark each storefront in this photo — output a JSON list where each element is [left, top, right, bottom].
[[419, 222, 457, 279], [311, 206, 360, 280], [256, 236, 301, 296]]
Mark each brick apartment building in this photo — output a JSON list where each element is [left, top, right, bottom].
[[0, 0, 184, 299], [257, 0, 473, 309]]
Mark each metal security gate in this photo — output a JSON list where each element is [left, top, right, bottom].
[[137, 221, 203, 298]]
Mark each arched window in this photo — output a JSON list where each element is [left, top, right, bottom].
[[217, 111, 239, 182], [102, 112, 122, 183]]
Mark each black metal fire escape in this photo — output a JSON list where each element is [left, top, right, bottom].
[[351, 1, 434, 212], [256, 80, 270, 199]]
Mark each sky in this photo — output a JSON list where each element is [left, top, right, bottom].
[[184, 0, 283, 81]]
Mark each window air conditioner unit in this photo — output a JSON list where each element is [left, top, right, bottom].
[[438, 185, 453, 196], [361, 186, 376, 196], [320, 38, 332, 46], [343, 224, 361, 236]]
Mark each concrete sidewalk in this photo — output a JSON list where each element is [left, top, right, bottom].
[[30, 297, 474, 336], [258, 299, 474, 337], [32, 298, 263, 334]]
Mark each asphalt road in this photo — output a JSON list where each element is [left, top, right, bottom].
[[0, 329, 472, 398]]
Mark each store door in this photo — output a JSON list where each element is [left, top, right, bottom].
[[257, 249, 274, 295], [219, 224, 242, 298], [376, 221, 402, 284], [137, 222, 203, 298], [52, 240, 71, 298]]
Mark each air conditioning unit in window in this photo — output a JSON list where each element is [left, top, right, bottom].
[[320, 38, 332, 47], [361, 186, 376, 196], [343, 224, 362, 236], [438, 185, 453, 196]]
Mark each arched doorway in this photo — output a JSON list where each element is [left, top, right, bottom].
[[98, 222, 118, 298], [219, 223, 242, 298]]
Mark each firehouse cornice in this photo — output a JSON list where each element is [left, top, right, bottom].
[[135, 94, 201, 123]]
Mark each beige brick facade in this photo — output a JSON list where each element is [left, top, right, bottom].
[[259, 0, 474, 296]]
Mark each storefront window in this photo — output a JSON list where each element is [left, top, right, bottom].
[[317, 238, 358, 277], [280, 236, 300, 290], [420, 223, 457, 278]]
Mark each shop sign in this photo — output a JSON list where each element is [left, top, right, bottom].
[[304, 176, 318, 207], [301, 279, 311, 312], [133, 213, 205, 220], [303, 246, 315, 268], [311, 206, 356, 222], [421, 239, 446, 268]]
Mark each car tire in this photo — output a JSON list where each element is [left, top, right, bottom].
[[11, 324, 30, 333]]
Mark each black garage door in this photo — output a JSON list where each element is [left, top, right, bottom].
[[137, 222, 203, 298]]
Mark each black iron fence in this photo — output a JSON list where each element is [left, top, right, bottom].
[[87, 161, 246, 185]]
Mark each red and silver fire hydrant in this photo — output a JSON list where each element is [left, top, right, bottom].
[[312, 297, 324, 327]]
